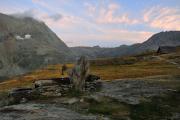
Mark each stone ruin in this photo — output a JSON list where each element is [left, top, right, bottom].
[[34, 74, 102, 97], [8, 74, 102, 102]]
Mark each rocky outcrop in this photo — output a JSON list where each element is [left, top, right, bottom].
[[96, 79, 170, 105]]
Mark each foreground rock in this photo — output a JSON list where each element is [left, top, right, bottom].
[[0, 103, 107, 120]]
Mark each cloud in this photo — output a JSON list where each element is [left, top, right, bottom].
[[86, 3, 139, 25], [11, 8, 63, 23], [11, 9, 40, 18], [39, 6, 152, 47], [32, 0, 68, 13], [45, 15, 81, 30], [84, 2, 96, 17], [46, 14, 63, 21], [143, 6, 180, 30], [32, 0, 50, 8], [28, 1, 150, 46], [100, 29, 153, 43]]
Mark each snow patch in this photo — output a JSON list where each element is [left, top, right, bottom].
[[25, 34, 31, 39], [15, 35, 24, 40], [15, 34, 32, 40]]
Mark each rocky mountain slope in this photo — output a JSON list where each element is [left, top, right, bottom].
[[71, 31, 180, 58], [134, 31, 180, 53], [0, 13, 75, 79]]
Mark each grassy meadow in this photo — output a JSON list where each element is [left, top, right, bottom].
[[0, 51, 180, 92]]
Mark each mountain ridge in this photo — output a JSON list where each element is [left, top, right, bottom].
[[71, 31, 180, 58]]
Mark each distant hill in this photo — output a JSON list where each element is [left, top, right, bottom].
[[0, 13, 75, 79], [71, 31, 180, 58]]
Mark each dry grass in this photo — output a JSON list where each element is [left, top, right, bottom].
[[0, 64, 74, 92], [90, 60, 180, 80]]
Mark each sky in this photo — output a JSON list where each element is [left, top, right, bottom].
[[0, 0, 180, 47]]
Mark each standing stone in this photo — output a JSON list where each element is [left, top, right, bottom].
[[70, 56, 89, 91]]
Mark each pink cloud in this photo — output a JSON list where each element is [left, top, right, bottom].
[[84, 2, 96, 17], [100, 29, 153, 43], [143, 6, 180, 30], [94, 3, 139, 24], [41, 9, 152, 46], [44, 14, 87, 31]]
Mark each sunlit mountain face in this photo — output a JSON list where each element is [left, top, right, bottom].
[[0, 0, 179, 47]]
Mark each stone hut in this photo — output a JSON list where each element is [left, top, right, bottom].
[[157, 46, 176, 54]]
